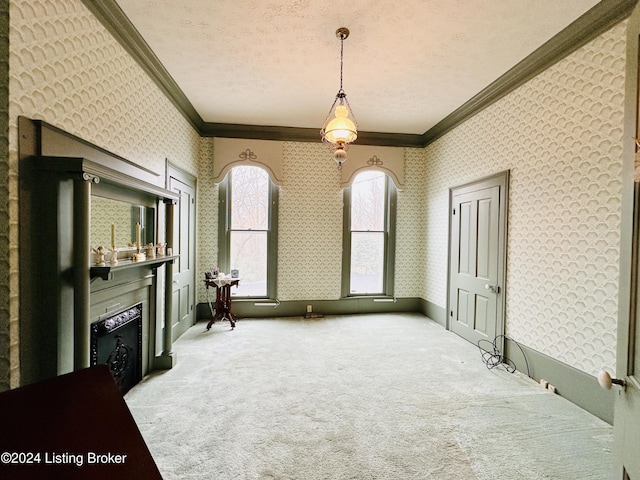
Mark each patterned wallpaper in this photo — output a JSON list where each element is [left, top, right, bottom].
[[2, 0, 631, 386], [195, 21, 627, 378], [277, 142, 345, 300], [394, 148, 427, 297], [9, 0, 200, 175], [7, 0, 201, 387], [196, 137, 218, 302], [423, 22, 627, 376], [196, 142, 428, 302], [90, 197, 132, 249], [0, 0, 9, 391]]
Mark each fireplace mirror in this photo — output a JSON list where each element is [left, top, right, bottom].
[[18, 117, 181, 387], [90, 195, 155, 250]]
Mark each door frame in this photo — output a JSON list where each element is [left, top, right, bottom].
[[446, 170, 509, 344], [613, 3, 640, 477], [165, 160, 197, 337]]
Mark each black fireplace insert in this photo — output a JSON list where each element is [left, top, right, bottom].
[[90, 304, 143, 395]]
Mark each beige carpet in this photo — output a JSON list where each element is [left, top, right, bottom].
[[125, 313, 612, 479]]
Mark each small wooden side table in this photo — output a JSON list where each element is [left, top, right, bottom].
[[204, 277, 240, 330]]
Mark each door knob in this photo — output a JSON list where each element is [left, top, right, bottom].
[[484, 283, 500, 294], [597, 371, 626, 390]]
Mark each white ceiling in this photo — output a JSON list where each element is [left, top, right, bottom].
[[114, 0, 600, 136]]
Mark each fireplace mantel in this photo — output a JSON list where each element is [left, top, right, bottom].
[[90, 255, 179, 281], [18, 117, 180, 387]]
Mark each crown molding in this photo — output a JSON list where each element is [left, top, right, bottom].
[[200, 123, 320, 143], [421, 0, 638, 145], [353, 131, 425, 148], [200, 122, 424, 147], [83, 0, 637, 148], [80, 0, 205, 132]]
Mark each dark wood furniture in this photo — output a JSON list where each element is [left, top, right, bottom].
[[204, 278, 240, 330], [0, 365, 163, 480]]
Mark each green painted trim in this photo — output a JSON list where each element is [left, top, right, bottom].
[[267, 182, 279, 300], [337, 131, 424, 148], [618, 0, 640, 403], [197, 297, 423, 320], [83, 0, 636, 146], [421, 0, 638, 145], [154, 352, 177, 370], [217, 169, 279, 295], [201, 124, 319, 143], [612, 5, 640, 474], [165, 160, 197, 188], [340, 187, 352, 298], [418, 299, 447, 327], [446, 170, 510, 340], [216, 176, 229, 270], [200, 123, 425, 147], [341, 175, 397, 297], [80, 0, 203, 132], [504, 339, 614, 424], [385, 181, 397, 296]]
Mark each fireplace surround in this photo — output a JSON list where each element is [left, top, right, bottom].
[[19, 117, 180, 388]]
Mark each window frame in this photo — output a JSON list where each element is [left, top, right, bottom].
[[341, 172, 396, 297], [217, 166, 279, 299]]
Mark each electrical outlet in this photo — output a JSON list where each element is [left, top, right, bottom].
[[547, 384, 556, 394], [306, 305, 312, 313], [540, 379, 548, 389]]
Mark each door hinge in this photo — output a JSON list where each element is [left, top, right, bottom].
[[453, 208, 456, 215], [450, 310, 453, 317]]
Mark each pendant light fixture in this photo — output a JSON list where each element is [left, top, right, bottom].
[[321, 27, 358, 170]]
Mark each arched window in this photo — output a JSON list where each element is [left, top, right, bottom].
[[218, 165, 278, 298], [342, 170, 396, 296]]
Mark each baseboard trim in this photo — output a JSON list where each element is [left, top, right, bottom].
[[154, 352, 177, 370], [197, 297, 449, 320], [197, 297, 423, 320], [504, 338, 614, 424], [417, 299, 447, 327]]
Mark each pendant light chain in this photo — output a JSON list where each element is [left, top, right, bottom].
[[320, 27, 358, 170], [339, 32, 344, 93]]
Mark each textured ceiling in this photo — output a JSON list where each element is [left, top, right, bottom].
[[114, 0, 600, 135]]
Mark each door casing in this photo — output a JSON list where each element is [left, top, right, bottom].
[[613, 5, 640, 476], [166, 161, 197, 341], [447, 170, 509, 348]]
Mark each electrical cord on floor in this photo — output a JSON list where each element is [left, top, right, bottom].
[[477, 334, 531, 378]]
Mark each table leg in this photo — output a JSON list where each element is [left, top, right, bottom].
[[206, 285, 225, 330], [205, 282, 239, 330], [223, 285, 236, 329], [228, 312, 238, 329]]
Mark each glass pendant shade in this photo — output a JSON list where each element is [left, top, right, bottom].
[[323, 105, 357, 145], [320, 27, 358, 169]]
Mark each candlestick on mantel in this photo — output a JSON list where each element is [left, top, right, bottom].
[[133, 222, 146, 261], [111, 223, 115, 247]]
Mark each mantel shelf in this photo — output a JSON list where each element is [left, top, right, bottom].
[[90, 255, 179, 281], [19, 117, 183, 385]]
